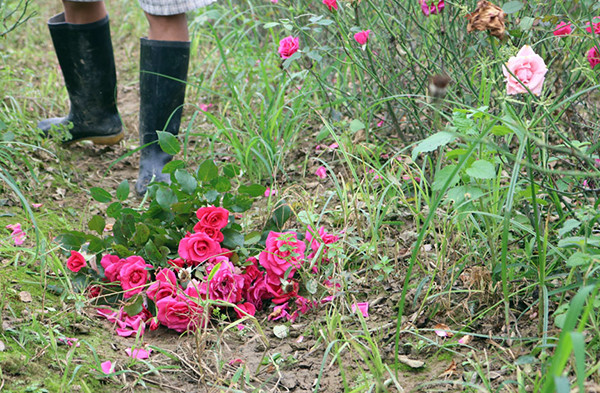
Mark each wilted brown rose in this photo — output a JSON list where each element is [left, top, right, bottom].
[[466, 0, 506, 39]]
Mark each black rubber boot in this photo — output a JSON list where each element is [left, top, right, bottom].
[[135, 38, 190, 196], [38, 13, 123, 145]]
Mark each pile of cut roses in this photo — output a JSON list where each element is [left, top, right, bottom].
[[66, 206, 340, 337]]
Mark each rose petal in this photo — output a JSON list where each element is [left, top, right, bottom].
[[125, 348, 151, 360], [351, 302, 369, 318]]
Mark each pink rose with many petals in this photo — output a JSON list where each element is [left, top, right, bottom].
[[245, 278, 270, 310], [553, 21, 572, 36], [178, 232, 222, 265], [156, 294, 205, 333], [305, 226, 339, 263], [120, 256, 152, 298], [259, 231, 306, 278], [588, 46, 600, 69], [323, 0, 337, 11], [354, 30, 371, 45], [67, 250, 86, 273], [101, 254, 125, 282], [196, 206, 229, 230], [208, 260, 244, 304], [146, 268, 179, 302], [278, 36, 299, 59], [192, 223, 224, 242], [502, 45, 547, 96], [585, 18, 600, 35]]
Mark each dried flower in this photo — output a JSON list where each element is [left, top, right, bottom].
[[466, 0, 506, 39]]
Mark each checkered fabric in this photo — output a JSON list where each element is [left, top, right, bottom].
[[67, 0, 217, 15]]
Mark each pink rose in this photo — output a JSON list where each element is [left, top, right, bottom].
[[420, 0, 444, 16], [178, 232, 222, 265], [323, 0, 337, 11], [192, 223, 224, 242], [305, 226, 339, 263], [234, 302, 257, 319], [120, 256, 152, 298], [67, 250, 86, 273], [196, 206, 229, 230], [553, 21, 572, 36], [585, 18, 600, 35], [245, 278, 270, 310], [502, 45, 547, 96], [146, 268, 179, 302], [258, 231, 306, 278], [354, 30, 371, 45], [156, 295, 205, 333], [208, 260, 244, 304], [101, 254, 125, 282], [278, 36, 299, 59], [588, 46, 600, 69]]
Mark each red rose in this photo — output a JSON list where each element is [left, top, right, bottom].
[[67, 250, 86, 273], [120, 256, 152, 298], [193, 223, 224, 242], [156, 295, 205, 333], [178, 232, 222, 265], [196, 206, 229, 230]]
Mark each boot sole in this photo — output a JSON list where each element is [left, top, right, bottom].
[[65, 130, 125, 146]]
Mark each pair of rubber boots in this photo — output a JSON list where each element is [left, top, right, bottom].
[[38, 13, 189, 196]]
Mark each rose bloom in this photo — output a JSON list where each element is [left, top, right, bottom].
[[315, 166, 327, 179], [67, 250, 86, 273], [208, 260, 244, 304], [244, 278, 270, 310], [147, 268, 179, 302], [588, 46, 600, 69], [196, 206, 229, 230], [193, 223, 224, 242], [120, 256, 152, 298], [265, 275, 299, 304], [502, 45, 547, 96], [234, 302, 257, 319], [101, 254, 125, 282], [323, 0, 337, 11], [585, 19, 600, 35], [553, 21, 572, 36], [420, 0, 444, 16], [305, 226, 339, 262], [156, 294, 205, 333], [178, 231, 222, 265], [278, 36, 299, 59], [354, 30, 371, 45], [259, 231, 306, 278]]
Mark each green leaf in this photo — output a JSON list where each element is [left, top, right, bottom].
[[349, 119, 365, 133], [566, 252, 592, 267], [306, 50, 322, 62], [222, 228, 245, 250], [305, 278, 318, 295], [466, 160, 496, 179], [197, 159, 218, 182], [55, 232, 86, 250], [502, 1, 523, 14], [88, 215, 106, 235], [162, 160, 186, 174], [116, 180, 130, 201], [490, 125, 513, 136], [213, 176, 231, 193], [432, 165, 460, 191], [244, 231, 261, 245], [88, 236, 105, 253], [123, 294, 144, 317], [133, 223, 150, 246], [112, 244, 133, 258], [156, 188, 177, 209], [263, 22, 279, 28], [174, 169, 198, 195], [558, 219, 580, 237], [90, 187, 112, 203], [282, 51, 301, 69], [238, 184, 267, 197], [519, 16, 534, 30], [412, 131, 456, 160], [144, 240, 163, 264], [223, 164, 241, 178], [157, 131, 180, 155], [106, 202, 123, 218]]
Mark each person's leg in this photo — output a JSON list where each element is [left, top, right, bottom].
[[62, 0, 106, 24], [38, 1, 123, 145], [135, 13, 190, 195]]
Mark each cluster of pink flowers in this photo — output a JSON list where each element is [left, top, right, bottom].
[[69, 205, 342, 335], [5, 223, 26, 246], [553, 18, 600, 69]]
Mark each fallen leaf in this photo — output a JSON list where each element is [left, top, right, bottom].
[[458, 335, 472, 345], [398, 355, 425, 368], [19, 291, 32, 303], [0, 340, 5, 351], [273, 324, 289, 339], [439, 359, 457, 378], [434, 323, 454, 338]]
